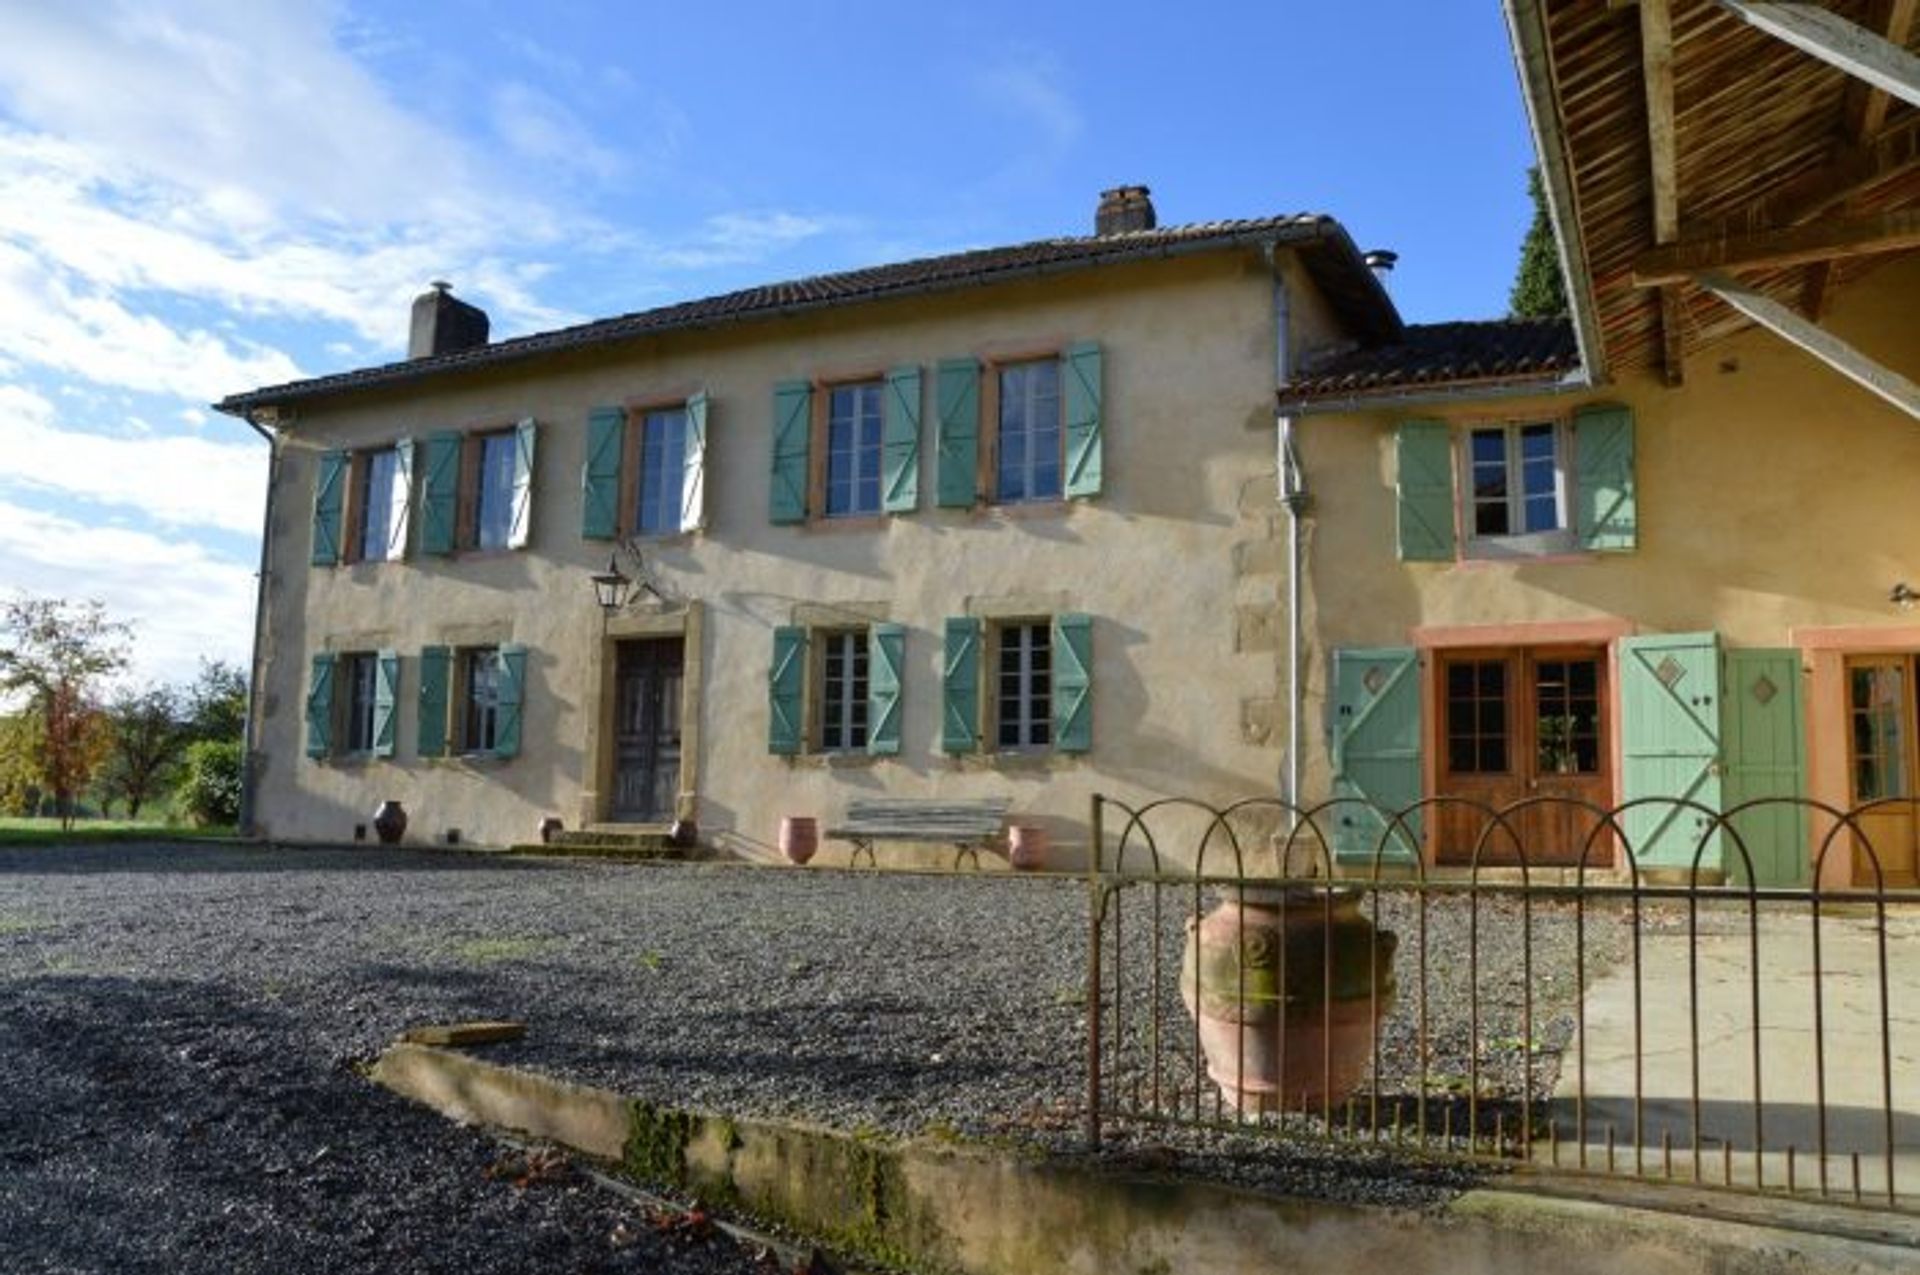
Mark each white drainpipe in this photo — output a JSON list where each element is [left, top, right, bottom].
[[1267, 252, 1306, 813]]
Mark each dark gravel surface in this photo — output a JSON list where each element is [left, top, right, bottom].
[[0, 842, 1634, 1271]]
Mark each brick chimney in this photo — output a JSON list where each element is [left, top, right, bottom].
[[1095, 185, 1156, 236], [408, 281, 490, 360]]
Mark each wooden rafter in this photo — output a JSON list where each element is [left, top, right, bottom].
[[1640, 0, 1686, 384], [1707, 117, 1920, 236], [1633, 207, 1920, 284], [1717, 1, 1920, 108], [1695, 271, 1920, 419]]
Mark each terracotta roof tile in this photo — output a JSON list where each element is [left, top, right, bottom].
[[1279, 317, 1579, 406], [219, 214, 1399, 416]]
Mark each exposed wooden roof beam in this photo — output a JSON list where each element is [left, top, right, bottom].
[[1718, 1, 1920, 108], [1845, 0, 1919, 137], [1705, 118, 1920, 236], [1641, 0, 1686, 384], [1696, 271, 1920, 420], [1633, 207, 1920, 284]]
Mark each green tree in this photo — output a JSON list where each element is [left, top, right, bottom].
[[0, 597, 131, 828], [1510, 167, 1569, 319], [100, 684, 184, 819], [183, 658, 247, 743], [177, 739, 243, 827], [0, 713, 43, 816]]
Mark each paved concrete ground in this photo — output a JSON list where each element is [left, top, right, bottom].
[[1549, 902, 1920, 1201]]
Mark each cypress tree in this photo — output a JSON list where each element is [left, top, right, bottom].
[[1510, 167, 1569, 319]]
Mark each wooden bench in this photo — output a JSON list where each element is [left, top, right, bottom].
[[824, 797, 1013, 870]]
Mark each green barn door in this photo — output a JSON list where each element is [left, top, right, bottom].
[[1329, 647, 1422, 868], [1620, 633, 1723, 875], [1720, 649, 1807, 887]]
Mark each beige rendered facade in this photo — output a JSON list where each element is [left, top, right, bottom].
[[230, 220, 1385, 866], [1294, 256, 1920, 887]]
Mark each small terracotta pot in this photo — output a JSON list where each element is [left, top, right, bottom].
[[372, 800, 408, 846], [537, 816, 564, 845], [779, 816, 818, 866], [1008, 824, 1048, 871]]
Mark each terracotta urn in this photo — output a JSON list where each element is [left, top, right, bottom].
[[1179, 889, 1396, 1113], [1007, 824, 1048, 871], [372, 800, 408, 846], [779, 816, 818, 866], [537, 816, 564, 845]]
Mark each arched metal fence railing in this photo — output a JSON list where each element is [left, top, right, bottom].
[[1084, 792, 1917, 1212]]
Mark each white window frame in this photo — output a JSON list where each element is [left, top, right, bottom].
[[1459, 419, 1574, 558], [635, 407, 689, 537], [816, 629, 869, 752], [459, 646, 501, 755], [357, 447, 404, 562], [473, 432, 518, 550], [995, 360, 1063, 505], [824, 383, 884, 518], [994, 620, 1052, 751]]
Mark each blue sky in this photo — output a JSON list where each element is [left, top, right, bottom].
[[0, 1, 1538, 686]]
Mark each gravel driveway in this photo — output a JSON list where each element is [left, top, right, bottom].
[[0, 842, 1628, 1271]]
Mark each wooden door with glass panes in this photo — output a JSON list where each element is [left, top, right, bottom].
[[1434, 648, 1613, 867], [1844, 655, 1920, 887]]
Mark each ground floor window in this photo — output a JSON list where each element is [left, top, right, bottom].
[[818, 629, 869, 752], [996, 621, 1052, 750], [342, 652, 380, 754], [460, 646, 502, 753]]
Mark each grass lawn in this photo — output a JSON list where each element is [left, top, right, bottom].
[[0, 817, 241, 847]]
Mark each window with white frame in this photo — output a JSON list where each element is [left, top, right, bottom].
[[356, 447, 403, 561], [995, 621, 1052, 749], [824, 383, 884, 517], [460, 646, 501, 753], [636, 407, 689, 536], [1464, 422, 1571, 554], [995, 361, 1062, 504], [473, 432, 518, 550], [817, 629, 869, 751]]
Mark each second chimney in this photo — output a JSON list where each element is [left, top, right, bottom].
[[1095, 185, 1156, 236], [409, 281, 491, 360]]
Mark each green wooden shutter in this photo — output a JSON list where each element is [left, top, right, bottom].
[[768, 626, 807, 755], [771, 381, 812, 525], [1574, 403, 1636, 552], [305, 653, 336, 758], [681, 390, 709, 533], [1720, 648, 1807, 887], [493, 644, 527, 759], [582, 407, 625, 540], [387, 439, 414, 560], [882, 366, 922, 513], [417, 646, 451, 758], [942, 616, 982, 753], [419, 432, 461, 555], [1062, 341, 1104, 499], [1329, 647, 1423, 866], [1052, 613, 1093, 752], [507, 418, 536, 549], [372, 649, 400, 758], [936, 358, 980, 508], [868, 623, 905, 756], [1620, 633, 1722, 874], [1395, 421, 1455, 562], [311, 449, 347, 566]]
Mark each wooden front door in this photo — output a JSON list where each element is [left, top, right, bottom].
[[611, 638, 683, 823], [1844, 655, 1920, 888], [1433, 648, 1612, 867]]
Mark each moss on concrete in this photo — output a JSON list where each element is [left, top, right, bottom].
[[623, 1098, 695, 1190]]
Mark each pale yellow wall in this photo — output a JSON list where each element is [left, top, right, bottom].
[[1295, 255, 1920, 804], [254, 248, 1322, 861]]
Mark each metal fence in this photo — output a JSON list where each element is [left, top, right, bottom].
[[1084, 793, 1919, 1211]]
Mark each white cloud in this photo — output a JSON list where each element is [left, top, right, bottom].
[[492, 82, 626, 185], [0, 385, 265, 534], [974, 52, 1083, 153], [0, 498, 255, 687]]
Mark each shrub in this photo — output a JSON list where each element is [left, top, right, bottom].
[[176, 739, 243, 827]]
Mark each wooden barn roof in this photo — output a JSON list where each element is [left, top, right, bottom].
[[1507, 0, 1919, 388]]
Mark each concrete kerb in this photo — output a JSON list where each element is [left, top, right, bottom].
[[369, 1041, 1920, 1275]]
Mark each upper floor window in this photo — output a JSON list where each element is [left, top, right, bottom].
[[636, 407, 689, 536], [355, 447, 406, 562], [825, 383, 884, 517], [1461, 422, 1572, 557], [473, 431, 518, 550], [995, 361, 1062, 504]]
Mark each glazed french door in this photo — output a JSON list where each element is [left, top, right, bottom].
[[1844, 655, 1920, 887], [611, 638, 683, 823], [1433, 647, 1613, 867]]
